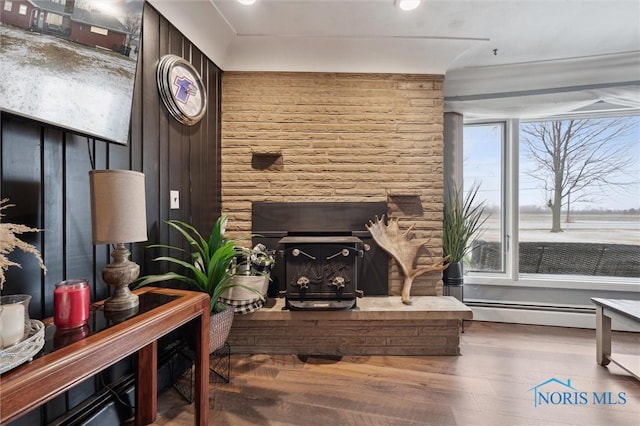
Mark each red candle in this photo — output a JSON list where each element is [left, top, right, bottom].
[[54, 279, 90, 330]]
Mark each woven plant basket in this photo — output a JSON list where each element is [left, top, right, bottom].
[[209, 306, 234, 353], [220, 275, 268, 303]]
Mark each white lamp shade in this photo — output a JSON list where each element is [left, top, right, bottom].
[[89, 169, 148, 245]]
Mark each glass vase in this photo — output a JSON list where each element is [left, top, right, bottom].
[[0, 294, 32, 349]]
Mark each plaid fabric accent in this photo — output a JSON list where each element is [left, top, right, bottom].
[[219, 297, 265, 315]]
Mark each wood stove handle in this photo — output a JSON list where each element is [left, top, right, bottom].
[[326, 249, 350, 260], [291, 248, 316, 260]]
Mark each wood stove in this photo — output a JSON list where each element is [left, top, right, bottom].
[[280, 235, 363, 310], [252, 202, 389, 310]]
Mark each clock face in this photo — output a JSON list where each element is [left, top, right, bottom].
[[156, 55, 207, 125]]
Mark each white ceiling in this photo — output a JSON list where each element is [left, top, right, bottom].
[[147, 0, 640, 110]]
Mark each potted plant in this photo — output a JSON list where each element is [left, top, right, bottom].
[[442, 182, 488, 289], [219, 243, 274, 314], [136, 215, 263, 352]]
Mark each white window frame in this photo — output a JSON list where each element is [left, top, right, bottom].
[[4, 1, 12, 12], [463, 120, 511, 276], [18, 4, 27, 15], [462, 116, 639, 294]]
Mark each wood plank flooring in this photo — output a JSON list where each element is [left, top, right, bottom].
[[150, 321, 640, 425]]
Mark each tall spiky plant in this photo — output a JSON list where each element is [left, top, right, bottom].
[[137, 215, 261, 314], [442, 182, 488, 263]]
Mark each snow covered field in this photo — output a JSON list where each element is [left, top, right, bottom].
[[482, 213, 640, 245], [0, 24, 137, 144]]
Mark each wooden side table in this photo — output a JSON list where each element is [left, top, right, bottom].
[[591, 297, 640, 380], [0, 287, 210, 425]]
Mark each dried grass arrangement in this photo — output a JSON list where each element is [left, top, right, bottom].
[[0, 199, 47, 289]]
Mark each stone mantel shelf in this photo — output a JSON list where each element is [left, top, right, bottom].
[[237, 296, 472, 321]]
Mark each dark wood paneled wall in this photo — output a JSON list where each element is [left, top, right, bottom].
[[0, 4, 221, 424]]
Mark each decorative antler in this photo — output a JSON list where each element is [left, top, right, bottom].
[[366, 215, 448, 305]]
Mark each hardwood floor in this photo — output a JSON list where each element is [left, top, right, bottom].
[[151, 321, 640, 425]]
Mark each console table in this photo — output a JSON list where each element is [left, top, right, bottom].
[[591, 297, 640, 380], [0, 287, 210, 425]]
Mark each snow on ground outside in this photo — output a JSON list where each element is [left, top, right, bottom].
[[0, 24, 136, 144], [481, 214, 640, 245]]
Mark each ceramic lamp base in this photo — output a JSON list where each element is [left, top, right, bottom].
[[102, 243, 140, 312], [104, 288, 139, 312]]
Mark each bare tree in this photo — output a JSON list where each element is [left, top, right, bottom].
[[73, 0, 91, 11], [122, 13, 142, 56], [521, 117, 637, 232]]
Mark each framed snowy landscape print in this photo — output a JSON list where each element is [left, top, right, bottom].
[[0, 0, 144, 145]]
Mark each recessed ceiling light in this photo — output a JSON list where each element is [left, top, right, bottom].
[[238, 0, 256, 5], [395, 0, 421, 11]]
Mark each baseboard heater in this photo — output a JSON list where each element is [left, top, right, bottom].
[[465, 300, 595, 314], [463, 300, 617, 329]]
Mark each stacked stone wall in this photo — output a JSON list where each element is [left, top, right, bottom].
[[221, 72, 445, 295]]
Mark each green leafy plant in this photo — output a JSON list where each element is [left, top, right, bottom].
[[442, 182, 488, 263], [136, 215, 262, 314]]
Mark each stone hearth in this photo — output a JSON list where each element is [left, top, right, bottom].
[[227, 296, 472, 356]]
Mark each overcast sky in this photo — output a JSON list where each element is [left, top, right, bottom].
[[464, 117, 640, 211]]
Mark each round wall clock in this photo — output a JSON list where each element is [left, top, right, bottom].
[[156, 54, 207, 125]]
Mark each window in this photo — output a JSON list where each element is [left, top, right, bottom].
[[4, 1, 12, 12], [463, 123, 506, 273], [464, 114, 639, 282], [19, 4, 27, 15], [90, 26, 109, 36], [45, 13, 63, 26], [519, 115, 639, 278]]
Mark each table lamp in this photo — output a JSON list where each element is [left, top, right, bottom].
[[89, 169, 147, 312]]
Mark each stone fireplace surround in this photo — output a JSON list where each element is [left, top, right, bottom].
[[221, 72, 446, 298], [228, 296, 472, 356], [225, 201, 472, 356], [221, 72, 469, 355]]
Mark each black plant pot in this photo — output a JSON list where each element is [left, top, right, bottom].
[[443, 261, 464, 287]]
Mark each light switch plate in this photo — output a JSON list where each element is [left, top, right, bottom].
[[170, 190, 180, 209]]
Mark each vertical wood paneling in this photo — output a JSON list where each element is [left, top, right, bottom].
[[212, 68, 223, 223], [0, 6, 222, 304], [189, 46, 205, 231], [193, 60, 222, 233], [129, 22, 146, 268], [42, 127, 64, 317], [141, 3, 163, 262], [64, 134, 94, 283], [167, 24, 186, 252], [0, 4, 222, 424], [92, 139, 109, 302], [1, 115, 43, 318]]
